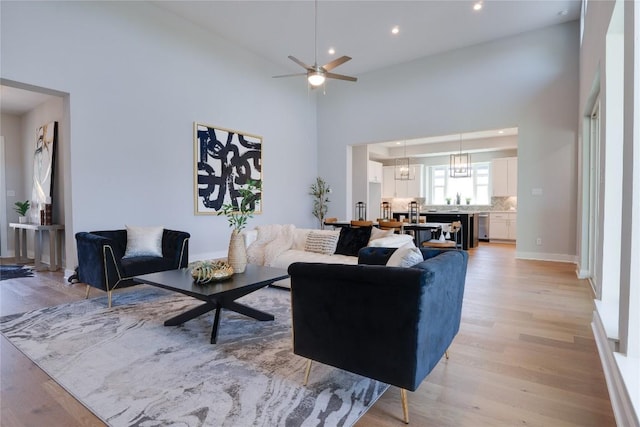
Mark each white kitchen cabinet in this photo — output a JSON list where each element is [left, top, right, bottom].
[[492, 157, 518, 197], [368, 161, 383, 183], [382, 165, 424, 198], [382, 166, 395, 198], [489, 212, 517, 240]]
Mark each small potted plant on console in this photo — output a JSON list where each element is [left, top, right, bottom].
[[14, 200, 30, 223]]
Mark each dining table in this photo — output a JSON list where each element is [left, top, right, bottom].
[[324, 220, 447, 246]]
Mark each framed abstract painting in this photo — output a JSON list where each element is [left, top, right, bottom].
[[193, 123, 262, 215], [32, 121, 58, 209]]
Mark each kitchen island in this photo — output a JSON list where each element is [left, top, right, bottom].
[[392, 211, 479, 250]]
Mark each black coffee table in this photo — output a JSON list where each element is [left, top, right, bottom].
[[134, 264, 289, 343]]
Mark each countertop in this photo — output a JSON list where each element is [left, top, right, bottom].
[[395, 210, 482, 215]]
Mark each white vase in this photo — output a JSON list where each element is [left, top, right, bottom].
[[227, 229, 247, 273], [18, 216, 27, 224]]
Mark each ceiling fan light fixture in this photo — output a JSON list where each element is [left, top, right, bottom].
[[308, 72, 326, 86]]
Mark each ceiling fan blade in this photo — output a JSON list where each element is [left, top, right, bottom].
[[273, 73, 307, 78], [322, 55, 352, 72], [325, 72, 358, 82], [288, 55, 313, 71]]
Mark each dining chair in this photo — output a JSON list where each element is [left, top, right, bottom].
[[378, 220, 404, 234], [350, 220, 373, 228], [323, 217, 338, 229]]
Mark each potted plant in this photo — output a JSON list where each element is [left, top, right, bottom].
[[466, 197, 472, 205], [217, 179, 261, 273], [445, 197, 451, 205], [14, 200, 30, 223], [309, 177, 331, 229]]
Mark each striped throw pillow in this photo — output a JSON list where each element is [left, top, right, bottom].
[[304, 232, 339, 255]]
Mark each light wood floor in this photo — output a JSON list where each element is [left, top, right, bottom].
[[0, 244, 615, 426]]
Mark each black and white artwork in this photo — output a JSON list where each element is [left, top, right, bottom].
[[32, 121, 57, 209], [194, 123, 262, 215]]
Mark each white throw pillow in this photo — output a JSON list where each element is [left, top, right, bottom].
[[386, 242, 424, 268], [367, 233, 414, 248], [304, 231, 339, 255], [123, 225, 164, 258], [368, 227, 394, 243]]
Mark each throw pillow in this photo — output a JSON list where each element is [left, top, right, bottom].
[[386, 242, 424, 268], [334, 226, 372, 257], [123, 225, 164, 259], [304, 231, 340, 255], [368, 227, 394, 243]]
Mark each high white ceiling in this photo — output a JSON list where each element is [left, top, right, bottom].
[[153, 0, 581, 76], [1, 1, 581, 115]]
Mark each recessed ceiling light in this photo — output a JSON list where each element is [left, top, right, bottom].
[[498, 130, 504, 134], [328, 47, 335, 55], [391, 26, 400, 35], [473, 1, 483, 11]]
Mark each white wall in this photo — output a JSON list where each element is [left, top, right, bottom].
[[0, 113, 23, 254], [580, 1, 639, 424], [1, 1, 319, 268], [317, 22, 579, 261]]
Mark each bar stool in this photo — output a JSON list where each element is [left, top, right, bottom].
[[422, 221, 462, 249]]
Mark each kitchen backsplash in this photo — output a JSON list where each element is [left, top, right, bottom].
[[384, 196, 517, 213]]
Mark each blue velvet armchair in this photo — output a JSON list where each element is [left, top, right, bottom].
[[288, 247, 468, 423], [75, 229, 190, 307]]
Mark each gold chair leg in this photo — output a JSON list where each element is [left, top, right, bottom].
[[445, 350, 450, 360], [85, 285, 91, 299], [303, 359, 312, 386], [401, 388, 409, 424], [108, 291, 112, 308]]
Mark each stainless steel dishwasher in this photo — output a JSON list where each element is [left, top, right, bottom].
[[478, 212, 490, 241]]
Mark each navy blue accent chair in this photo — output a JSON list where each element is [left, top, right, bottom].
[[288, 247, 468, 423], [75, 229, 190, 307]]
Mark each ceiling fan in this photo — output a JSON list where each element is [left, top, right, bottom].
[[273, 0, 357, 87]]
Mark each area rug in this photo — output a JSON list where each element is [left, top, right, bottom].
[[0, 286, 388, 426], [0, 264, 34, 281]]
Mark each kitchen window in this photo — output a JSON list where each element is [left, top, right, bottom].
[[428, 162, 490, 205]]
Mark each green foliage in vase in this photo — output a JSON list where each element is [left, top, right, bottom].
[[217, 179, 261, 232], [309, 177, 331, 228], [14, 200, 30, 216]]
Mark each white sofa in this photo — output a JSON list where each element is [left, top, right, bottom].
[[243, 224, 413, 288]]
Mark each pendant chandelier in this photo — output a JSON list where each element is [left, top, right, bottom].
[[450, 134, 471, 178], [395, 141, 415, 181]]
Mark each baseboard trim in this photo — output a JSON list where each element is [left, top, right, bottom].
[[576, 267, 590, 279], [515, 251, 577, 263], [64, 268, 76, 281], [592, 311, 640, 427]]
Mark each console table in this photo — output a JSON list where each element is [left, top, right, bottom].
[[9, 222, 64, 271]]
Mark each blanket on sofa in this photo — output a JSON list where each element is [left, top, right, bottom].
[[247, 224, 296, 266]]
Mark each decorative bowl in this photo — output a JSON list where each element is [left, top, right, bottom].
[[190, 260, 234, 284]]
